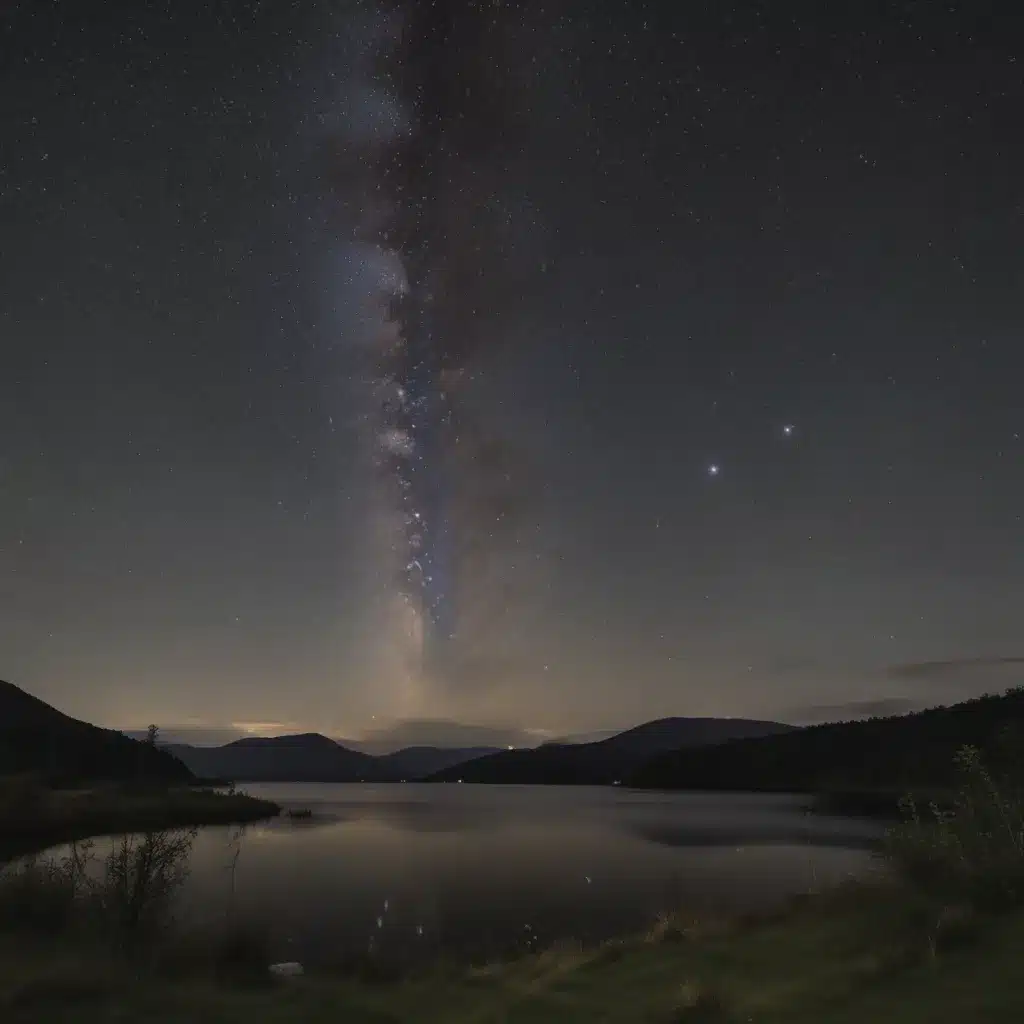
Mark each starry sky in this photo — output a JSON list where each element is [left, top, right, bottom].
[[2, 1, 1022, 748]]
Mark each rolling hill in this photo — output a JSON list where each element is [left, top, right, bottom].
[[166, 735, 502, 783], [171, 719, 793, 786], [372, 745, 503, 780], [0, 680, 193, 785], [427, 717, 795, 784], [166, 733, 379, 783], [627, 687, 1024, 795]]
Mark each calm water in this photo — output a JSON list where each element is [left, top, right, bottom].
[[43, 784, 884, 965]]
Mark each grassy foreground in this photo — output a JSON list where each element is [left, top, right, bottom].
[[0, 880, 1021, 1023], [0, 778, 280, 858]]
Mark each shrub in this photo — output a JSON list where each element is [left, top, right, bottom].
[[0, 828, 198, 949], [90, 828, 198, 944], [885, 743, 1024, 910]]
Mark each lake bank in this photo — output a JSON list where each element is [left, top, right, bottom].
[[0, 783, 280, 860], [2, 878, 1022, 1022]]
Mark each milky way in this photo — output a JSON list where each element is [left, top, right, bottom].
[[336, 1, 537, 686]]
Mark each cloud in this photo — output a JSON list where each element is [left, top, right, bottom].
[[544, 729, 622, 745], [785, 698, 926, 725], [121, 725, 247, 747], [783, 657, 1024, 725], [887, 657, 1024, 682], [121, 720, 303, 746], [230, 720, 303, 735]]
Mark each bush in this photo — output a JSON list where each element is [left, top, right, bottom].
[[90, 828, 197, 944], [885, 743, 1024, 910], [0, 828, 199, 948]]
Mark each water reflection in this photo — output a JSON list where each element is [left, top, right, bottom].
[[39, 785, 883, 966]]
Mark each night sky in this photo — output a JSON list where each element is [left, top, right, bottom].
[[2, 1, 1022, 748]]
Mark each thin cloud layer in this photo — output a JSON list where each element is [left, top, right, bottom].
[[785, 698, 925, 725], [121, 725, 248, 747], [887, 657, 1024, 681]]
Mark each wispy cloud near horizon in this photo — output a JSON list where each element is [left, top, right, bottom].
[[784, 697, 926, 725], [887, 657, 1024, 681], [121, 725, 248, 747]]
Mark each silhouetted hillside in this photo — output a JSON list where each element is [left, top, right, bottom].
[[167, 733, 379, 782], [628, 688, 1024, 794], [169, 736, 508, 783], [0, 680, 193, 785], [428, 717, 794, 784], [373, 746, 503, 781]]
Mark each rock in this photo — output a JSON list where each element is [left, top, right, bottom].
[[268, 961, 304, 978]]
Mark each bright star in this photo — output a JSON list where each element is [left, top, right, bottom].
[[707, 463, 720, 477], [782, 424, 795, 437]]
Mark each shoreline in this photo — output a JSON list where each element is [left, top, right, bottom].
[[0, 784, 281, 860], [0, 775, 920, 861]]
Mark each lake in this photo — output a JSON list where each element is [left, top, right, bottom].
[[39, 784, 885, 965]]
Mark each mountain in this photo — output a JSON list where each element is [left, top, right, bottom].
[[373, 746, 503, 781], [627, 688, 1024, 794], [0, 680, 193, 785], [168, 736, 507, 783], [167, 733, 379, 782], [427, 717, 795, 784]]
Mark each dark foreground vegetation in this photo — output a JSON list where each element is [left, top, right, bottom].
[[630, 687, 1024, 812], [2, 743, 1024, 1021]]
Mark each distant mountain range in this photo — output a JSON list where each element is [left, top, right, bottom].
[[4, 678, 1020, 798], [164, 718, 795, 785], [165, 736, 506, 783], [0, 680, 791, 788], [123, 720, 543, 754], [426, 717, 795, 784], [0, 680, 193, 785]]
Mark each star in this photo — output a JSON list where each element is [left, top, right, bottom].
[[707, 464, 720, 477], [781, 424, 795, 437]]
